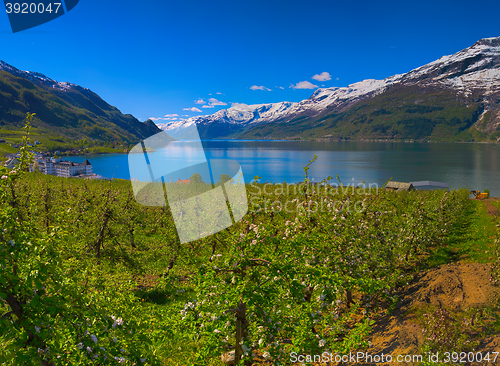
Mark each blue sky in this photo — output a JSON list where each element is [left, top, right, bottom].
[[1, 0, 500, 124]]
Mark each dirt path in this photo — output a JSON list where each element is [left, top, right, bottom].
[[481, 198, 499, 218], [337, 262, 500, 366]]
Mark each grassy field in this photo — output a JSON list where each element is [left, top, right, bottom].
[[426, 199, 498, 267], [0, 126, 132, 156]]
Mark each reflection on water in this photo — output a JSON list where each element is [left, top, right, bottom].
[[66, 140, 500, 196]]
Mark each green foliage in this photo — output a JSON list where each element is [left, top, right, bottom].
[[0, 114, 157, 365], [173, 176, 471, 364], [0, 126, 477, 365], [489, 203, 500, 286], [0, 70, 161, 152], [189, 172, 203, 184]]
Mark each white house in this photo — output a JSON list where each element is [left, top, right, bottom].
[[36, 158, 92, 177]]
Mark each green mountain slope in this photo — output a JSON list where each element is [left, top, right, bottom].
[[0, 70, 161, 151], [239, 85, 491, 142]]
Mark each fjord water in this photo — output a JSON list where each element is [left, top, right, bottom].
[[67, 140, 500, 196]]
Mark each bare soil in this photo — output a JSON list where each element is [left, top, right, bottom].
[[344, 262, 500, 366], [482, 198, 499, 218]]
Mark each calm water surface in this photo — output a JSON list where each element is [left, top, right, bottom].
[[66, 140, 500, 196]]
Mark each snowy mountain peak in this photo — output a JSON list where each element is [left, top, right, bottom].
[[473, 36, 500, 47]]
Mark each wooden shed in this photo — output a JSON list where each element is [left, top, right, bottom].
[[385, 181, 415, 192]]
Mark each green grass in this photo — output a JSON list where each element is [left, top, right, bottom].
[[0, 143, 17, 154], [0, 132, 130, 157], [427, 200, 497, 267], [492, 200, 500, 211]]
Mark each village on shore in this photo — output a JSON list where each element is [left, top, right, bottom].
[[3, 151, 104, 179]]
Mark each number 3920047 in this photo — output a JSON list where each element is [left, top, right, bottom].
[[5, 3, 62, 14]]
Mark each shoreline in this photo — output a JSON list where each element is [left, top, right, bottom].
[[221, 137, 500, 144], [4, 138, 499, 160]]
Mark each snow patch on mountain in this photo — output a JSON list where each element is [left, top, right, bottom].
[[443, 68, 500, 96], [400, 36, 500, 85], [0, 60, 89, 92]]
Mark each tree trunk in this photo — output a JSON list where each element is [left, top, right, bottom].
[[234, 301, 251, 366], [346, 289, 353, 309], [95, 214, 109, 258]]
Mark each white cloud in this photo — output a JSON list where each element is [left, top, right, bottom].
[[164, 114, 178, 117], [194, 98, 206, 104], [148, 117, 163, 121], [312, 72, 331, 82], [250, 85, 271, 91], [216, 92, 223, 95], [183, 107, 202, 112], [208, 98, 227, 106], [278, 86, 284, 89], [290, 81, 319, 89], [231, 103, 249, 108], [202, 105, 215, 108], [336, 77, 339, 81]]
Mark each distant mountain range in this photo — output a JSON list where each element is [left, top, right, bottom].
[[0, 61, 160, 144], [162, 37, 500, 142]]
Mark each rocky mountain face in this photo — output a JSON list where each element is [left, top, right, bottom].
[[163, 37, 500, 141], [0, 61, 160, 143]]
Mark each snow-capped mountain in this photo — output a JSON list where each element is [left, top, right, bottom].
[[162, 36, 500, 139], [161, 77, 402, 134]]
